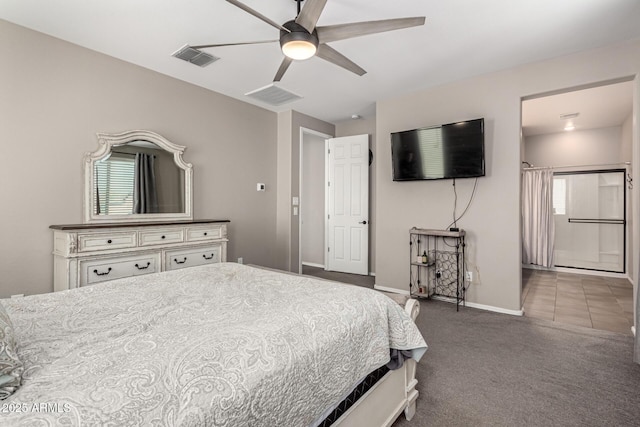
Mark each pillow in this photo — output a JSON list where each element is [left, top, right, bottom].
[[0, 302, 23, 399]]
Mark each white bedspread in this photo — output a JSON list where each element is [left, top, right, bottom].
[[1, 263, 426, 426]]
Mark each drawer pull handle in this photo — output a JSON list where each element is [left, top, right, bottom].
[[204, 232, 208, 236], [107, 239, 113, 244], [93, 267, 112, 276], [135, 262, 151, 270], [174, 257, 187, 264], [203, 253, 215, 260], [161, 235, 166, 239]]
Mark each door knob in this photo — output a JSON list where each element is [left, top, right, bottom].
[[359, 220, 368, 225]]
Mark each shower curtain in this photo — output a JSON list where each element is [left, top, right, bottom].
[[521, 169, 555, 267]]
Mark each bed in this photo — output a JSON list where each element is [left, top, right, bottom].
[[0, 262, 427, 426]]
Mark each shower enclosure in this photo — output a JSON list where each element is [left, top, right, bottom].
[[552, 169, 626, 273]]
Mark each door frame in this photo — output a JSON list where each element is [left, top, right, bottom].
[[519, 75, 639, 336], [298, 127, 333, 274]]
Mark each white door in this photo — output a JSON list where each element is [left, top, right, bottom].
[[326, 134, 369, 275]]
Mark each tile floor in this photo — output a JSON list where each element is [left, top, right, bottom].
[[522, 268, 634, 335]]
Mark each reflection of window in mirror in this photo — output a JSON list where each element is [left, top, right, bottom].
[[94, 153, 135, 215], [94, 142, 185, 216]]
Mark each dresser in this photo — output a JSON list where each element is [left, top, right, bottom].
[[50, 220, 229, 291]]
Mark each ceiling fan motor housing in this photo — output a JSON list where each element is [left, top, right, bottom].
[[280, 20, 319, 60]]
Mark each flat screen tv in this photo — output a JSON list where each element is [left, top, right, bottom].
[[391, 118, 485, 181]]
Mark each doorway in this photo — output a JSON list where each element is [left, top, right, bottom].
[[520, 78, 635, 334], [299, 131, 371, 276], [300, 128, 332, 274]]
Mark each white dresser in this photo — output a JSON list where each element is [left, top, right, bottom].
[[51, 220, 229, 291]]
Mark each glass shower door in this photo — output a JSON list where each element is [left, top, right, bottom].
[[553, 170, 626, 273]]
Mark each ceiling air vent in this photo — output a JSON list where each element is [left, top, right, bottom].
[[172, 45, 218, 67], [559, 112, 580, 120], [245, 84, 303, 106]]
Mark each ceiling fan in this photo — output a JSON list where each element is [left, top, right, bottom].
[[189, 0, 425, 81]]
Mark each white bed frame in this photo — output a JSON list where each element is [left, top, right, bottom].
[[333, 298, 421, 426], [248, 265, 422, 426]]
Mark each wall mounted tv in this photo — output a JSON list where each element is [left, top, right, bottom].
[[391, 118, 485, 181]]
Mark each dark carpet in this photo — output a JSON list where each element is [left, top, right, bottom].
[[302, 265, 375, 288], [392, 299, 640, 427]]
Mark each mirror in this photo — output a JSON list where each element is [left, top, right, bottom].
[[84, 130, 193, 223]]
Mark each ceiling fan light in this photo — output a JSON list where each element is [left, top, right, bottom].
[[280, 25, 319, 60], [282, 40, 317, 60]]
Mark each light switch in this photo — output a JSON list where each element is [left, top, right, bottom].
[[292, 196, 299, 206], [293, 206, 298, 216]]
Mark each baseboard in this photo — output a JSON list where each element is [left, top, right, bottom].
[[372, 287, 524, 316], [302, 262, 325, 269], [373, 285, 410, 295], [431, 295, 524, 316]]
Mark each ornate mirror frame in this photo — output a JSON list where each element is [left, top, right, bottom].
[[83, 130, 193, 224]]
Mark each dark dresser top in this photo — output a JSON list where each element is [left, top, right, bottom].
[[50, 219, 230, 230]]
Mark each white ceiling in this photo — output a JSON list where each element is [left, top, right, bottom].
[[522, 80, 634, 136], [1, 0, 640, 124]]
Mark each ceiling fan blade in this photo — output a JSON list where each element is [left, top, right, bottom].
[[225, 0, 289, 32], [191, 40, 278, 49], [317, 17, 425, 44], [274, 57, 294, 82], [316, 44, 366, 76], [295, 0, 328, 33]]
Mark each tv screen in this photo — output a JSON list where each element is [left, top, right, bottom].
[[391, 118, 485, 181]]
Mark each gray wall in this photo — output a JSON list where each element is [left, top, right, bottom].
[[623, 113, 635, 280], [0, 20, 278, 297], [301, 133, 325, 266], [524, 126, 628, 167], [375, 40, 640, 312]]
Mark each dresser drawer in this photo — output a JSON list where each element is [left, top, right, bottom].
[[186, 225, 223, 242], [139, 228, 184, 247], [77, 231, 137, 252], [79, 253, 160, 286], [165, 245, 222, 271]]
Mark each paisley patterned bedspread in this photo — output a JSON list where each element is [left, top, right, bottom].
[[1, 263, 427, 426]]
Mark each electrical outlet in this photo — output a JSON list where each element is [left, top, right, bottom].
[[237, 257, 243, 264], [465, 271, 473, 282]]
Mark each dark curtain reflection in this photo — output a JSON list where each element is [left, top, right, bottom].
[[133, 153, 159, 214]]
